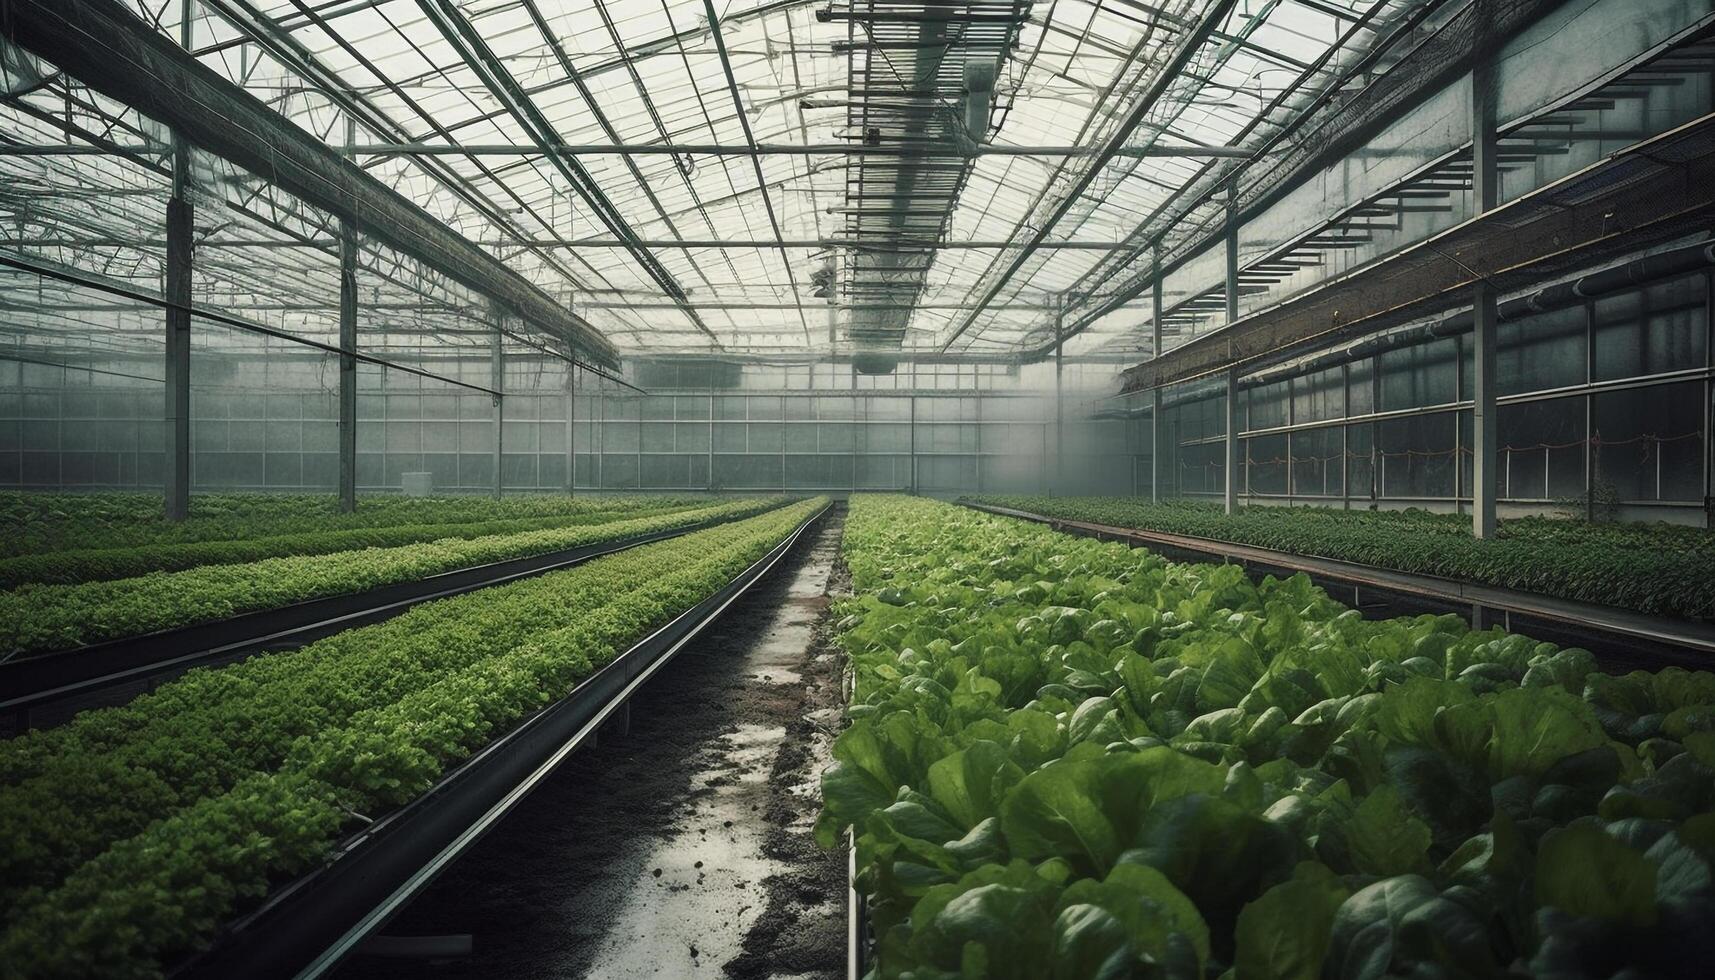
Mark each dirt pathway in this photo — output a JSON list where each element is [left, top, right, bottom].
[[336, 507, 848, 980]]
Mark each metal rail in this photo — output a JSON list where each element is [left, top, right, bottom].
[[170, 502, 830, 980], [0, 511, 764, 728], [848, 831, 870, 980], [960, 502, 1715, 671]]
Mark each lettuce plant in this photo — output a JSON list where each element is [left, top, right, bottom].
[[0, 498, 826, 977], [966, 495, 1715, 620], [0, 496, 785, 657], [824, 496, 1715, 980]]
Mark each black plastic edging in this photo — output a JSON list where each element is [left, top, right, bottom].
[[171, 502, 829, 980], [1, 507, 770, 718]]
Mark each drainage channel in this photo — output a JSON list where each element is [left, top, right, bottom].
[[335, 505, 849, 980]]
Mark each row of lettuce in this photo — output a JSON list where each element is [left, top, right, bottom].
[[967, 494, 1715, 620], [0, 497, 786, 658], [820, 496, 1715, 980], [0, 497, 826, 978], [0, 499, 705, 589], [0, 490, 706, 557]]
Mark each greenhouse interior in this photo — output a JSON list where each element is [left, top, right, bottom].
[[2, 0, 1715, 977]]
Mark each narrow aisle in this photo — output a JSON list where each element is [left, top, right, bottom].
[[337, 507, 848, 980]]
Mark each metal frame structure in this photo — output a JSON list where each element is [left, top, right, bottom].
[[2, 0, 1429, 357], [0, 0, 1708, 527]]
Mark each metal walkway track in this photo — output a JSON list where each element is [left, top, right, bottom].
[[960, 502, 1715, 672], [0, 510, 763, 728], [170, 502, 830, 980]]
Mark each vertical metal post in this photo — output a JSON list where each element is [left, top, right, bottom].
[[1453, 334, 1465, 516], [1223, 194, 1241, 515], [1371, 362, 1382, 506], [1053, 297, 1064, 498], [908, 393, 917, 494], [1224, 368, 1240, 515], [1151, 244, 1164, 503], [1341, 361, 1351, 509], [1471, 47, 1499, 539], [337, 215, 358, 512], [164, 150, 192, 521], [569, 366, 583, 494], [974, 383, 984, 494], [160, 0, 195, 520], [708, 387, 715, 493], [490, 316, 504, 500], [1225, 188, 1240, 327], [1705, 271, 1714, 527]]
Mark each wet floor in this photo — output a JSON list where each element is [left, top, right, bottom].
[[335, 508, 848, 980]]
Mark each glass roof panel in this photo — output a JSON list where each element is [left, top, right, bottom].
[[4, 0, 1420, 360]]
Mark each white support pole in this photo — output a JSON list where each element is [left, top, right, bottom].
[[337, 215, 358, 512], [164, 146, 192, 521], [1053, 297, 1064, 498], [1471, 41, 1499, 539], [1151, 244, 1164, 503], [1224, 193, 1241, 515], [337, 113, 358, 512], [163, 4, 194, 521], [491, 316, 504, 501], [1225, 367, 1241, 515], [566, 363, 576, 495], [909, 392, 917, 494]]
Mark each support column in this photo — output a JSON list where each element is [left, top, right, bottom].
[[490, 317, 504, 500], [1225, 191, 1241, 327], [1225, 367, 1240, 515], [1224, 194, 1241, 515], [908, 393, 917, 494], [1471, 48, 1499, 539], [337, 216, 358, 512], [566, 364, 577, 494], [1706, 273, 1714, 528], [1151, 244, 1164, 503], [1341, 361, 1352, 510], [975, 387, 984, 494], [1053, 299, 1064, 498], [164, 143, 192, 522]]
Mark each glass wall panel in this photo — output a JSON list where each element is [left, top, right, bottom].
[[1248, 380, 1290, 430], [1593, 380, 1706, 501], [1346, 423, 1376, 500], [1593, 274, 1708, 381], [1290, 427, 1344, 497], [1347, 358, 1375, 415], [1246, 433, 1289, 494], [1377, 412, 1457, 498], [1293, 366, 1344, 424], [1500, 306, 1587, 395], [1380, 338, 1457, 411], [1499, 397, 1585, 499]]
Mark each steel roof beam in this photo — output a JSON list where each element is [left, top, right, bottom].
[[1119, 113, 1715, 394], [1, 0, 619, 367], [1043, 0, 1569, 360], [414, 0, 720, 349], [703, 0, 813, 347], [336, 143, 1254, 158], [936, 0, 1240, 353]]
